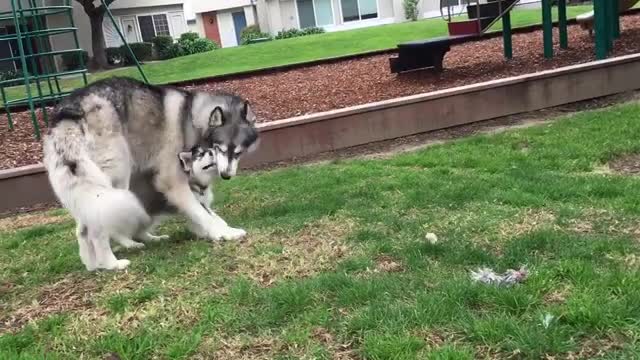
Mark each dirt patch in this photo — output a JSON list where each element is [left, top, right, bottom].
[[0, 210, 70, 232], [0, 274, 100, 334], [543, 286, 572, 305], [608, 153, 640, 175], [225, 217, 356, 286], [498, 209, 557, 239], [312, 327, 358, 360], [374, 255, 404, 273], [195, 335, 284, 360], [566, 335, 626, 360]]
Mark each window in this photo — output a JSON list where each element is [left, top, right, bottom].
[[153, 14, 170, 36], [340, 0, 377, 22], [137, 14, 170, 42], [296, 0, 334, 28]]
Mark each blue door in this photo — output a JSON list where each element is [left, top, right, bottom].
[[232, 11, 247, 45]]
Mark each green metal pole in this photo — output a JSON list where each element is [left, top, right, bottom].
[[606, 0, 614, 51], [17, 0, 47, 126], [541, 0, 553, 59], [65, 0, 88, 87], [612, 0, 620, 39], [10, 0, 40, 139], [101, 0, 149, 84], [502, 9, 512, 59], [27, 0, 52, 125], [594, 0, 607, 59], [558, 0, 568, 49]]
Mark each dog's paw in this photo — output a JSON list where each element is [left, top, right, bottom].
[[99, 259, 131, 271], [113, 259, 131, 270], [220, 227, 246, 241]]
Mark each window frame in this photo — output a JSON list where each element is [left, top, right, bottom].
[[339, 0, 379, 23], [133, 12, 176, 42], [295, 0, 336, 29]]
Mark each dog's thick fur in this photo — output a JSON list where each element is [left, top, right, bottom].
[[43, 77, 258, 271]]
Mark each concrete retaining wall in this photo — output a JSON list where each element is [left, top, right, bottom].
[[3, 53, 640, 213]]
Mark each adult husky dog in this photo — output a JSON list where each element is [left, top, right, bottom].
[[43, 77, 259, 271]]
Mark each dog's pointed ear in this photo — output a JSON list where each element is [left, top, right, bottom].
[[178, 152, 193, 172], [209, 107, 224, 127], [244, 101, 256, 124], [247, 138, 260, 153]]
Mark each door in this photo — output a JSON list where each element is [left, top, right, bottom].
[[231, 11, 247, 45], [169, 13, 186, 39], [121, 17, 138, 43], [202, 12, 221, 45]]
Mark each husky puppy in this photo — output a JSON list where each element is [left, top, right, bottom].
[[43, 77, 259, 270], [111, 146, 220, 249]]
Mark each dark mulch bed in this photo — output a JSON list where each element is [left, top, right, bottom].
[[2, 14, 640, 170]]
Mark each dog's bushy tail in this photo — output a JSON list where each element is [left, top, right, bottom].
[[43, 121, 150, 235]]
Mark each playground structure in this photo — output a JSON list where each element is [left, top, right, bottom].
[[0, 0, 146, 140], [390, 0, 639, 73], [0, 0, 88, 140]]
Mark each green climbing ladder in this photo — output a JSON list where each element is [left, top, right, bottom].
[[0, 0, 88, 139], [0, 0, 148, 140]]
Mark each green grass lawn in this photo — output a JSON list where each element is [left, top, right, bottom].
[[3, 5, 594, 103], [3, 101, 640, 358]]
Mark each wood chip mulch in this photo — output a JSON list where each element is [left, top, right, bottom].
[[2, 14, 640, 170]]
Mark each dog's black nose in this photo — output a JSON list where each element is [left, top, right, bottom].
[[220, 173, 231, 180]]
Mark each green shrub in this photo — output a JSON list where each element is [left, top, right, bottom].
[[178, 34, 218, 55], [61, 50, 89, 70], [165, 43, 184, 59], [275, 27, 324, 39], [152, 35, 174, 59], [105, 47, 123, 65], [301, 27, 325, 35], [240, 25, 272, 45], [119, 42, 153, 65], [179, 32, 200, 42], [275, 28, 301, 39], [0, 69, 20, 86], [403, 0, 419, 21]]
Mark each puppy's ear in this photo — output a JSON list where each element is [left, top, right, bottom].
[[178, 152, 193, 172], [247, 138, 260, 153], [243, 101, 256, 124], [209, 107, 224, 127]]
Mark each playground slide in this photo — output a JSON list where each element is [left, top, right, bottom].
[[576, 0, 640, 32]]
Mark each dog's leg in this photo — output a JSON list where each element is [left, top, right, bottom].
[[76, 223, 96, 271], [112, 234, 145, 249], [89, 227, 130, 270], [137, 232, 170, 242], [135, 216, 170, 242], [162, 181, 244, 241]]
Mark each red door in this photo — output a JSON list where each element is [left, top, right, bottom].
[[202, 12, 221, 46]]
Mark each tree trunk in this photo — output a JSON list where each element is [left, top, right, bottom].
[[88, 11, 109, 70]]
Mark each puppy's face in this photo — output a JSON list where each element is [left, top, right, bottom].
[[178, 147, 217, 185]]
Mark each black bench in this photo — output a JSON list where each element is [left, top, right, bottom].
[[389, 35, 476, 73]]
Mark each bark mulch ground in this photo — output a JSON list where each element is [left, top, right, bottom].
[[2, 14, 640, 170]]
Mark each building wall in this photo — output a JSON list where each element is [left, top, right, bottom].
[[190, 0, 254, 13], [214, 5, 257, 47], [279, 0, 297, 30], [216, 10, 236, 47], [103, 4, 187, 47], [110, 0, 183, 10]]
